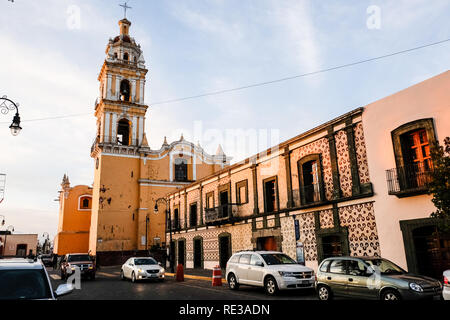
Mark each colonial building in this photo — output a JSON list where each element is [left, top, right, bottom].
[[53, 175, 92, 256], [0, 232, 38, 257], [56, 18, 229, 264], [164, 72, 450, 279]]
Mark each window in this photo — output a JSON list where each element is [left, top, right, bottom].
[[319, 260, 331, 272], [79, 196, 92, 210], [236, 180, 248, 204], [347, 260, 368, 276], [173, 208, 180, 230], [298, 154, 324, 205], [388, 119, 437, 196], [206, 192, 214, 209], [263, 177, 278, 213], [123, 52, 129, 61], [329, 259, 346, 274], [250, 254, 263, 266], [117, 119, 131, 146], [120, 79, 131, 102], [174, 158, 188, 182], [229, 255, 240, 263], [322, 235, 343, 259], [238, 254, 251, 265], [189, 203, 198, 227]]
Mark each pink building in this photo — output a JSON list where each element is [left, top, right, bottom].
[[0, 233, 38, 257]]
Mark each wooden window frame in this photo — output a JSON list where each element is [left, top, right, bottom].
[[206, 191, 215, 209], [189, 202, 198, 228], [297, 154, 326, 206], [235, 180, 249, 205], [262, 176, 279, 214]]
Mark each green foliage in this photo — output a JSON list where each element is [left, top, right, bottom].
[[428, 137, 450, 233]]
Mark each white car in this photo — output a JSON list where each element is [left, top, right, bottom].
[[225, 251, 315, 295], [120, 257, 165, 283], [443, 270, 450, 300]]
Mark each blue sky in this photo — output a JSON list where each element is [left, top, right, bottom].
[[0, 0, 449, 239]]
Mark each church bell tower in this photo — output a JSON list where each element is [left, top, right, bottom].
[[89, 17, 149, 256]]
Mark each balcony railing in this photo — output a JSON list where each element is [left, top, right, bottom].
[[204, 204, 239, 225], [386, 162, 433, 197]]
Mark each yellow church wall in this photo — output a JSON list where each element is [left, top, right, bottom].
[[90, 154, 141, 253], [54, 232, 90, 256]]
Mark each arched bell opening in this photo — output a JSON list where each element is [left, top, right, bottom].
[[120, 79, 131, 102], [117, 119, 131, 146]]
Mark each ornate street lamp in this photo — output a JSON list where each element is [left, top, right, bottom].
[[154, 198, 174, 273], [0, 95, 22, 136]]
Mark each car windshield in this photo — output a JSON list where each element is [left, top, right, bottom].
[[261, 253, 297, 265], [135, 258, 157, 266], [0, 269, 52, 300], [68, 255, 91, 262], [364, 259, 406, 275]]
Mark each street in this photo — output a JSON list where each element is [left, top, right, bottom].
[[47, 267, 318, 300]]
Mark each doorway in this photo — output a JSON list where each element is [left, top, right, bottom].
[[322, 235, 343, 259], [177, 240, 186, 266], [193, 237, 203, 269], [219, 233, 231, 269], [413, 226, 450, 279], [16, 244, 27, 257], [257, 237, 277, 251], [219, 190, 229, 219]]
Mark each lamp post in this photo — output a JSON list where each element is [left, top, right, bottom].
[[3, 225, 14, 257], [0, 96, 22, 136], [154, 197, 174, 273]]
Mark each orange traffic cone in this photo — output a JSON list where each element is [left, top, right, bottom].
[[212, 265, 222, 286], [176, 264, 184, 282]]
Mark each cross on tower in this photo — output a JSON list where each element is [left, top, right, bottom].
[[119, 2, 132, 19]]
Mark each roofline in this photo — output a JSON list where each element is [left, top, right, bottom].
[[165, 107, 364, 196]]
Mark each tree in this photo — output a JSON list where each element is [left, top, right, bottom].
[[428, 137, 450, 233]]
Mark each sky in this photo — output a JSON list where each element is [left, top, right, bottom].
[[0, 0, 449, 242]]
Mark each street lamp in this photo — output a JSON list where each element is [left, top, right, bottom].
[[42, 232, 50, 254], [3, 225, 14, 257], [0, 95, 22, 136], [154, 197, 174, 273]]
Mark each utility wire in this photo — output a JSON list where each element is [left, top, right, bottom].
[[2, 37, 449, 124]]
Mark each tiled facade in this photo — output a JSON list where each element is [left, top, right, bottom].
[[166, 108, 378, 270]]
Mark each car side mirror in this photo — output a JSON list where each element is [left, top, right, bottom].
[[55, 284, 74, 298], [158, 262, 162, 266]]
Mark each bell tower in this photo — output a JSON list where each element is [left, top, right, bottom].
[[89, 17, 149, 256]]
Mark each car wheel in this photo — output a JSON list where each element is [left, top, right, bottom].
[[120, 270, 125, 281], [228, 273, 239, 290], [381, 289, 401, 301], [131, 271, 136, 283], [317, 285, 333, 301], [264, 276, 278, 296]]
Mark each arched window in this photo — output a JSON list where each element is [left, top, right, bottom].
[[120, 79, 131, 102], [123, 52, 129, 61], [79, 196, 92, 210], [174, 158, 188, 182], [114, 52, 118, 60], [117, 119, 131, 146]]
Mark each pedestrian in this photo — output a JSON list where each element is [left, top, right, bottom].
[[53, 253, 58, 270]]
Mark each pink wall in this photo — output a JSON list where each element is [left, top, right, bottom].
[[362, 70, 450, 270]]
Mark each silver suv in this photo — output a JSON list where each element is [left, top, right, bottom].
[[0, 258, 73, 300], [225, 251, 315, 295]]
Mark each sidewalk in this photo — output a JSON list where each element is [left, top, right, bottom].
[[165, 268, 226, 284]]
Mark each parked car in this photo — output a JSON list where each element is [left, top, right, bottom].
[[38, 254, 53, 267], [225, 251, 315, 296], [60, 253, 96, 280], [120, 257, 165, 282], [443, 270, 450, 300], [316, 256, 442, 300], [0, 258, 73, 300]]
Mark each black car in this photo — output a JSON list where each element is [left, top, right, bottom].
[[60, 253, 96, 280], [39, 254, 53, 267]]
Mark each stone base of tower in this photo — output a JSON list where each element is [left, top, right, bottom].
[[95, 249, 167, 267]]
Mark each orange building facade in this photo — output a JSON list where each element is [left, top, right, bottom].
[[55, 19, 229, 264]]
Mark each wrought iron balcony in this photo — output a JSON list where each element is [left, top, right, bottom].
[[386, 162, 433, 197], [204, 204, 239, 225]]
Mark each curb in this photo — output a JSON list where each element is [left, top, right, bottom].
[[166, 272, 227, 284]]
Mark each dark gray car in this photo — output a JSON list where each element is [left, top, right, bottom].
[[316, 256, 442, 300]]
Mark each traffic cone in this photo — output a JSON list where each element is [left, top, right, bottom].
[[212, 265, 222, 286], [176, 264, 184, 282]]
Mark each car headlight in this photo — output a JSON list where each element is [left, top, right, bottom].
[[409, 282, 423, 292], [138, 268, 144, 273], [160, 268, 165, 273], [278, 271, 295, 277]]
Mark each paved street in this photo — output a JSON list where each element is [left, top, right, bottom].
[[47, 267, 318, 300]]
